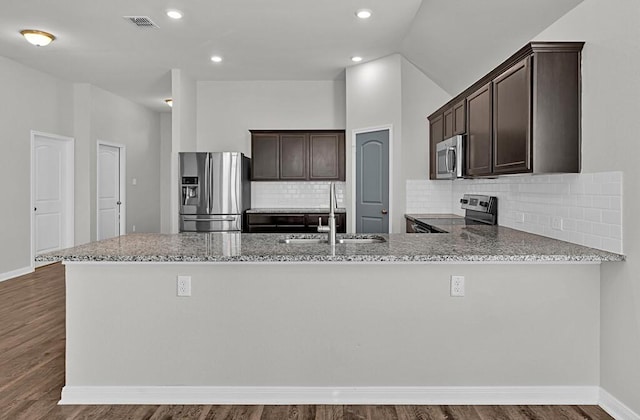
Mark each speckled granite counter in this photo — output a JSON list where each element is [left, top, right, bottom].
[[246, 208, 347, 213], [36, 226, 625, 263]]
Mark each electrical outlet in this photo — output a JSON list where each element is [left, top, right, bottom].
[[552, 216, 563, 231], [177, 275, 191, 297], [132, 178, 137, 186], [132, 225, 136, 232], [450, 275, 465, 297]]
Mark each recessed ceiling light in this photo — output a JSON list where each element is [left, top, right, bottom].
[[211, 55, 223, 63], [20, 29, 55, 47], [166, 10, 183, 19], [355, 9, 372, 19], [351, 56, 363, 63], [165, 98, 173, 107]]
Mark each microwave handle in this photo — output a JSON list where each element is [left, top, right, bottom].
[[445, 147, 451, 173], [447, 146, 456, 173]]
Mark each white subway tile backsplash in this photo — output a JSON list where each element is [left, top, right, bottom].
[[406, 171, 623, 254], [252, 181, 346, 209]]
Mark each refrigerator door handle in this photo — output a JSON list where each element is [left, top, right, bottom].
[[205, 154, 211, 214], [231, 153, 239, 214]]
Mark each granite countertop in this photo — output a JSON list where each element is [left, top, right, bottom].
[[246, 208, 347, 214], [36, 226, 625, 263]]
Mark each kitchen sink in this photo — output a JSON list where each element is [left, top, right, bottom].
[[279, 238, 328, 244], [338, 236, 385, 244], [279, 234, 386, 245]]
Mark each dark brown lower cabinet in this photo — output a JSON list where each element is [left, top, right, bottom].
[[245, 213, 346, 233]]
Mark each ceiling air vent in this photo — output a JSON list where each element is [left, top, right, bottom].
[[123, 16, 159, 28]]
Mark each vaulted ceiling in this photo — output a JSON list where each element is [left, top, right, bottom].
[[0, 0, 582, 112]]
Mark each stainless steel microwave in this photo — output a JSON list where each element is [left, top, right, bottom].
[[435, 135, 463, 179]]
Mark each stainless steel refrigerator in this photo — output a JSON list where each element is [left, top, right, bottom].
[[179, 152, 251, 232]]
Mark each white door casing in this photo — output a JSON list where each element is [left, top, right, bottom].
[[97, 142, 126, 240], [31, 131, 75, 266]]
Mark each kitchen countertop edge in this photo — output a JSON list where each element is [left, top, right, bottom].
[[35, 230, 625, 264]]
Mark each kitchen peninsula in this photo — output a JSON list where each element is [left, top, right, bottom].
[[38, 230, 623, 405]]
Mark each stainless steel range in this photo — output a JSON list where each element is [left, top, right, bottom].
[[411, 194, 498, 233]]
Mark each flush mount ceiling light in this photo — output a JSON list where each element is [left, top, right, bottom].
[[351, 56, 363, 62], [211, 55, 223, 63], [355, 9, 372, 19], [165, 98, 173, 107], [20, 29, 55, 47], [166, 9, 183, 19]]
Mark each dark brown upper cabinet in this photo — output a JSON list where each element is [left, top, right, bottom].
[[279, 134, 307, 180], [309, 133, 345, 180], [250, 130, 345, 181], [493, 57, 531, 174], [453, 100, 466, 135], [466, 83, 493, 177], [427, 41, 583, 179], [428, 113, 444, 179], [251, 133, 279, 180], [443, 108, 454, 139]]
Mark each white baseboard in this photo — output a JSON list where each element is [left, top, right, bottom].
[[600, 388, 640, 420], [0, 266, 34, 283], [59, 385, 599, 405]]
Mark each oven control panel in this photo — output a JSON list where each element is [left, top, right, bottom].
[[460, 194, 497, 214]]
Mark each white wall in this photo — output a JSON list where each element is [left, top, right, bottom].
[[346, 55, 402, 232], [346, 54, 450, 233], [87, 85, 161, 239], [0, 55, 163, 277], [159, 112, 172, 233], [73, 84, 92, 245], [400, 57, 453, 231], [532, 0, 640, 413], [168, 69, 198, 233], [65, 262, 599, 390], [196, 80, 346, 154], [0, 57, 74, 276]]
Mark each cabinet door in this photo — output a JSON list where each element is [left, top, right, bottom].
[[443, 108, 454, 139], [493, 58, 532, 174], [466, 83, 492, 176], [453, 100, 466, 135], [280, 134, 307, 180], [428, 114, 444, 179], [251, 134, 279, 180], [309, 133, 345, 180]]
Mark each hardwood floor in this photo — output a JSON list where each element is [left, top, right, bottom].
[[0, 263, 613, 420]]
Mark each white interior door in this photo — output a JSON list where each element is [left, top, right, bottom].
[[32, 132, 74, 258], [97, 143, 123, 240]]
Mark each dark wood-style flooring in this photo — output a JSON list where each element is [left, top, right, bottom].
[[0, 263, 613, 420]]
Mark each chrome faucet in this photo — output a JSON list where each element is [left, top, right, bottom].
[[317, 182, 337, 246]]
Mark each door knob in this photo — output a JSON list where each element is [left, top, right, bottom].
[[381, 209, 388, 215], [34, 207, 37, 212], [117, 201, 122, 205]]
